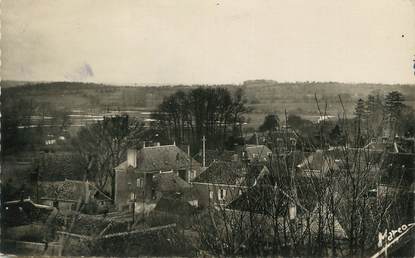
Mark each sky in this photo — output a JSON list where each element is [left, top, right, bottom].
[[2, 0, 415, 85]]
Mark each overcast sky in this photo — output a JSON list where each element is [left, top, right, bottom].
[[2, 0, 414, 85]]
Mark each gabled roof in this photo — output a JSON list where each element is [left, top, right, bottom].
[[244, 145, 272, 162], [227, 185, 289, 216], [297, 150, 332, 173], [193, 149, 237, 166], [39, 180, 110, 202], [118, 145, 201, 173], [227, 176, 348, 239], [298, 148, 384, 176], [309, 202, 348, 239], [227, 176, 318, 216], [153, 172, 191, 193], [245, 163, 270, 186], [192, 161, 246, 185]]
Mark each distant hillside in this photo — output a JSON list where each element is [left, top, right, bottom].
[[242, 80, 415, 116], [1, 80, 41, 88], [2, 80, 414, 119]]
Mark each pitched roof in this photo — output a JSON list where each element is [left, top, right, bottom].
[[227, 176, 318, 216], [121, 145, 201, 173], [227, 176, 348, 239], [244, 145, 272, 162], [192, 161, 246, 185], [153, 172, 191, 193], [309, 202, 348, 239], [245, 163, 270, 186], [298, 148, 384, 175], [61, 213, 130, 236], [194, 149, 238, 166], [39, 180, 110, 201], [297, 150, 330, 173], [115, 160, 128, 171], [154, 196, 197, 216]]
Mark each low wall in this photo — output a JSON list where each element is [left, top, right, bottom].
[[4, 224, 46, 242], [2, 239, 61, 256]]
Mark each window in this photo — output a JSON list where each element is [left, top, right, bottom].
[[209, 191, 214, 199], [136, 178, 143, 188], [130, 192, 135, 201], [178, 170, 186, 181], [218, 189, 227, 201], [290, 138, 297, 146]]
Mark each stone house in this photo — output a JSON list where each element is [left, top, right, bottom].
[[226, 175, 348, 247], [191, 160, 269, 208], [297, 147, 385, 178], [114, 143, 201, 211]]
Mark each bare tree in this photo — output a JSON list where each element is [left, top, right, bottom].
[[151, 87, 250, 152], [71, 115, 146, 200], [191, 92, 413, 257]]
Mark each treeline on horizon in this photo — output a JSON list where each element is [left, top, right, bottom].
[[2, 80, 415, 116], [2, 80, 414, 152]]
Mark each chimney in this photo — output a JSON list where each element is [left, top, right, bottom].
[[232, 154, 238, 162], [84, 180, 90, 203], [187, 145, 191, 182], [127, 149, 137, 168], [202, 136, 206, 168]]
